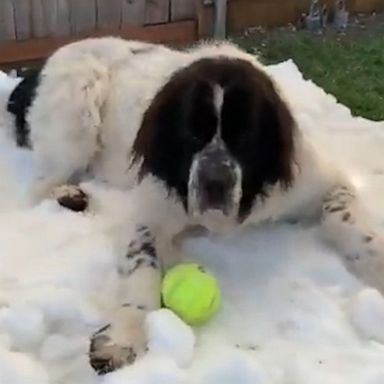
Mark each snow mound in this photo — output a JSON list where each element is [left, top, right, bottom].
[[0, 61, 384, 383]]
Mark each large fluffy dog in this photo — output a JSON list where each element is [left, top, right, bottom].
[[7, 37, 384, 374]]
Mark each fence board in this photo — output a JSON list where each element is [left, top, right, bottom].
[[171, 0, 195, 21], [0, 0, 16, 40], [97, 0, 122, 30], [36, 0, 71, 37], [122, 0, 146, 26], [13, 0, 32, 40], [51, 0, 71, 36], [228, 0, 297, 31], [69, 0, 97, 34], [354, 0, 384, 12], [31, 0, 47, 37], [195, 0, 213, 38], [145, 0, 170, 24], [0, 20, 197, 67]]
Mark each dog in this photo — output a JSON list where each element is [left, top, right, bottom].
[[6, 37, 384, 374]]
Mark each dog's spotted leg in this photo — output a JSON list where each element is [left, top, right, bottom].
[[89, 225, 162, 375], [321, 184, 384, 293]]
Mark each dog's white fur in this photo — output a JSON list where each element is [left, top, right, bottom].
[[17, 37, 384, 372]]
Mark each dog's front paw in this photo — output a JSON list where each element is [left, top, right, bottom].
[[89, 331, 141, 374], [89, 306, 147, 375], [52, 185, 89, 212]]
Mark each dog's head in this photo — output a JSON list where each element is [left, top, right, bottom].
[[132, 55, 296, 230]]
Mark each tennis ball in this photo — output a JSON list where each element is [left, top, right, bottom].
[[161, 263, 221, 326]]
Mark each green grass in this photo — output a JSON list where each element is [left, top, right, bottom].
[[233, 28, 384, 121]]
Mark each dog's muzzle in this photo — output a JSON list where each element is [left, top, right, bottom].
[[188, 138, 242, 218]]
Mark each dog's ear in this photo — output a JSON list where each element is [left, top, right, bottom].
[[218, 60, 297, 220], [131, 65, 217, 205]]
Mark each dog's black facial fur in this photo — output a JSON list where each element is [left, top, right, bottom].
[[7, 68, 41, 148], [132, 69, 218, 209], [132, 57, 296, 221]]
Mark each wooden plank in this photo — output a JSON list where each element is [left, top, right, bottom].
[[32, 0, 71, 37], [69, 0, 97, 34], [145, 0, 170, 24], [171, 0, 195, 21], [52, 0, 71, 36], [31, 0, 47, 38], [0, 20, 197, 66], [0, 0, 16, 40], [354, 0, 384, 13], [227, 0, 297, 31], [13, 0, 32, 40], [293, 0, 310, 17], [195, 0, 214, 38], [96, 0, 122, 30], [122, 0, 146, 26]]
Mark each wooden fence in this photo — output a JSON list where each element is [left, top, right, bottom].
[[1, 0, 384, 68], [225, 0, 384, 32], [0, 0, 197, 67], [0, 0, 196, 41]]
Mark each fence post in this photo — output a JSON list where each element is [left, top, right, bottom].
[[200, 0, 226, 39], [213, 0, 226, 39]]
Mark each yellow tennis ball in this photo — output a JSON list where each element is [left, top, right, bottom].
[[161, 263, 221, 326]]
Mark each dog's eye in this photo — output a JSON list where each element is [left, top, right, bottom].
[[183, 82, 218, 146], [187, 131, 206, 147], [187, 113, 217, 147], [221, 86, 255, 144]]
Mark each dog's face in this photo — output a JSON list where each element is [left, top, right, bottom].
[[132, 56, 296, 229]]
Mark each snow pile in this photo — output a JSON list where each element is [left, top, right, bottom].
[[0, 61, 384, 383]]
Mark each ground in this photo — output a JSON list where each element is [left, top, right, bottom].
[[233, 12, 384, 121], [1, 60, 384, 383], [2, 18, 384, 382]]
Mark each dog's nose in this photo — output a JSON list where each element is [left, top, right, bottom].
[[200, 164, 233, 186], [203, 179, 226, 205], [199, 163, 234, 206], [194, 138, 239, 212]]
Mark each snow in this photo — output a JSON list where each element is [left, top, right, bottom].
[[1, 60, 384, 383], [349, 289, 384, 344], [146, 309, 196, 368]]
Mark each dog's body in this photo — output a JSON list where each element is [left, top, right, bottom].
[[6, 37, 384, 374]]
